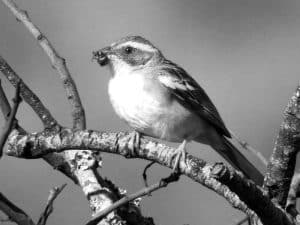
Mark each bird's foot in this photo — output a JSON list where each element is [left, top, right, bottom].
[[129, 130, 142, 156], [171, 140, 187, 174]]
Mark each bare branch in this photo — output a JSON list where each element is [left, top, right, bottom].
[[6, 129, 255, 217], [37, 184, 67, 225], [0, 81, 21, 158], [0, 79, 12, 119], [264, 85, 300, 208], [286, 173, 300, 222], [0, 10, 148, 224], [0, 55, 58, 129], [86, 173, 180, 225], [1, 0, 85, 130], [236, 216, 249, 225], [0, 192, 35, 225], [229, 129, 268, 167], [0, 79, 26, 134], [0, 55, 76, 181], [211, 163, 292, 225]]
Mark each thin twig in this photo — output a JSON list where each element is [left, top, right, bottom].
[[2, 2, 145, 224], [86, 173, 180, 225], [229, 129, 268, 166], [0, 192, 35, 225], [1, 0, 86, 130], [0, 81, 21, 158], [37, 184, 67, 225], [235, 216, 249, 225], [0, 79, 25, 135], [0, 79, 11, 119], [0, 55, 58, 129], [142, 161, 155, 187]]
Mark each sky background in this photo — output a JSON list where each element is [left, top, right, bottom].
[[0, 0, 300, 224]]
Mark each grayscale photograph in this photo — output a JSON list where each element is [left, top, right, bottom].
[[0, 1, 299, 225]]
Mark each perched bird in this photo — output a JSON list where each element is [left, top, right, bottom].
[[93, 36, 263, 185]]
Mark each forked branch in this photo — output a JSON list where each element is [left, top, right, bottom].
[[0, 80, 21, 158], [0, 192, 35, 225], [37, 184, 67, 225], [264, 85, 300, 208], [0, 55, 58, 129], [1, 0, 85, 130]]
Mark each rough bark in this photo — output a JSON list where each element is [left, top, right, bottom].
[[1, 1, 154, 223], [6, 128, 257, 217], [264, 86, 300, 208]]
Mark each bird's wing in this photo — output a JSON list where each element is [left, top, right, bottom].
[[157, 60, 231, 137]]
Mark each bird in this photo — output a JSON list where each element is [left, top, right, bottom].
[[93, 35, 264, 185]]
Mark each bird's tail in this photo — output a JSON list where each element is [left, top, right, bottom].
[[214, 137, 264, 186]]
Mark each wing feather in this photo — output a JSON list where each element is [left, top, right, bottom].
[[157, 60, 231, 137]]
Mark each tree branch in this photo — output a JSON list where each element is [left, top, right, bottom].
[[0, 55, 58, 130], [0, 3, 143, 224], [1, 0, 85, 130], [0, 57, 146, 225], [37, 184, 67, 225], [0, 192, 35, 225], [0, 80, 21, 158], [86, 173, 180, 225], [286, 173, 300, 222], [264, 85, 300, 208], [0, 79, 12, 119], [6, 128, 256, 217], [211, 163, 292, 225], [0, 20, 151, 225], [235, 216, 250, 225], [0, 56, 76, 181]]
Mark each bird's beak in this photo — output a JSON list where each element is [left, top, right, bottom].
[[92, 46, 111, 66]]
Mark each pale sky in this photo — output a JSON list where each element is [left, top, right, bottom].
[[0, 0, 299, 225]]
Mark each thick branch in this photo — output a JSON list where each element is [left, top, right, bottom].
[[0, 56, 76, 181], [211, 163, 292, 225], [1, 0, 85, 130], [286, 173, 300, 221], [0, 12, 150, 225], [0, 192, 35, 225], [6, 128, 257, 217], [264, 85, 300, 208]]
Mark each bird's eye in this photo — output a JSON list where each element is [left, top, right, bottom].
[[124, 46, 134, 54]]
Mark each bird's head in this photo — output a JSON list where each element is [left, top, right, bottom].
[[93, 36, 163, 74]]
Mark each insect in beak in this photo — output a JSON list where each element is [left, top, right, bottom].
[[92, 47, 111, 66]]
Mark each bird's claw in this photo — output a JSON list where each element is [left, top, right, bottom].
[[129, 131, 142, 157], [171, 141, 187, 174]]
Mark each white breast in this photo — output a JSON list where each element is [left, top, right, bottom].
[[108, 69, 165, 131], [107, 65, 207, 142]]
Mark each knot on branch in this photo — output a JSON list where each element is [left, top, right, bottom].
[[73, 150, 101, 171], [211, 162, 231, 181]]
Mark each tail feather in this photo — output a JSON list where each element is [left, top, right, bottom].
[[214, 137, 264, 186]]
